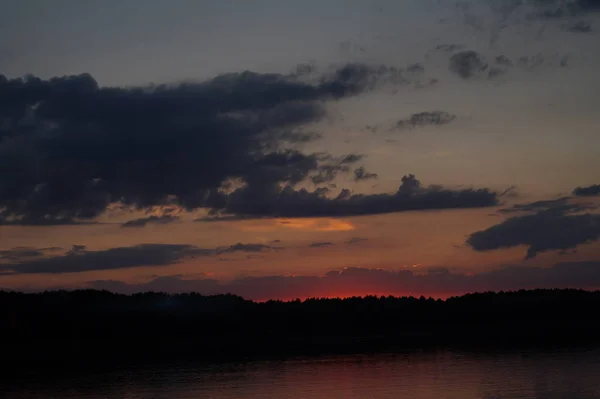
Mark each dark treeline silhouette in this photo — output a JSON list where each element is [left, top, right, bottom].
[[2, 289, 600, 371]]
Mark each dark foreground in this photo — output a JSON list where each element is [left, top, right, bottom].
[[2, 289, 600, 372]]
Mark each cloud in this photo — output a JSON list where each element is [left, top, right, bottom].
[[563, 20, 593, 32], [211, 174, 498, 218], [87, 261, 600, 299], [395, 111, 457, 130], [498, 197, 595, 214], [353, 167, 378, 182], [449, 51, 488, 78], [309, 242, 334, 248], [216, 243, 281, 255], [0, 246, 61, 262], [495, 55, 514, 67], [0, 65, 395, 225], [0, 242, 278, 274], [0, 216, 96, 226], [121, 215, 180, 228], [467, 206, 600, 259], [573, 184, 600, 197], [529, 0, 600, 19]]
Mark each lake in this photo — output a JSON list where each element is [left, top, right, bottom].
[[5, 348, 600, 398]]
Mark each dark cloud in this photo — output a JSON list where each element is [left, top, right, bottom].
[[563, 20, 593, 32], [69, 245, 87, 253], [318, 63, 413, 96], [88, 261, 600, 299], [449, 51, 488, 78], [468, 206, 600, 259], [0, 242, 279, 274], [308, 153, 364, 185], [395, 111, 457, 129], [498, 197, 595, 214], [211, 174, 498, 218], [121, 215, 180, 228], [216, 243, 281, 255], [0, 66, 390, 225], [0, 246, 61, 262], [529, 0, 600, 19], [406, 63, 425, 75], [353, 167, 378, 181], [573, 184, 600, 197], [495, 55, 514, 67], [518, 54, 545, 69], [309, 242, 334, 248]]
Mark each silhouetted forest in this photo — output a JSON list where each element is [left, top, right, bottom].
[[2, 289, 600, 371]]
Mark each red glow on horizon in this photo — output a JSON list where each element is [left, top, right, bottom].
[[252, 290, 457, 302]]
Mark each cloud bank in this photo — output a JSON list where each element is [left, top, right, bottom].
[[0, 242, 280, 274], [0, 65, 503, 225], [87, 262, 600, 300], [0, 67, 389, 225]]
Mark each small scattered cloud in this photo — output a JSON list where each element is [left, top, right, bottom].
[[563, 20, 593, 32], [121, 215, 180, 228], [309, 242, 335, 248], [212, 174, 498, 218], [495, 55, 514, 67], [406, 63, 425, 75], [449, 51, 488, 78], [395, 111, 457, 130], [353, 167, 378, 182]]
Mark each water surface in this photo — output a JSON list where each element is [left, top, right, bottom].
[[7, 349, 600, 398]]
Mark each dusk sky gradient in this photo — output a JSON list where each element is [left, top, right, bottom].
[[1, 0, 599, 299]]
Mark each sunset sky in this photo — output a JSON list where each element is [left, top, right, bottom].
[[1, 0, 600, 299]]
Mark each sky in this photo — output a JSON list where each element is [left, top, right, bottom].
[[1, 0, 600, 299]]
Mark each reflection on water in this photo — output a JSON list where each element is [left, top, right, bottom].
[[6, 349, 600, 398]]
